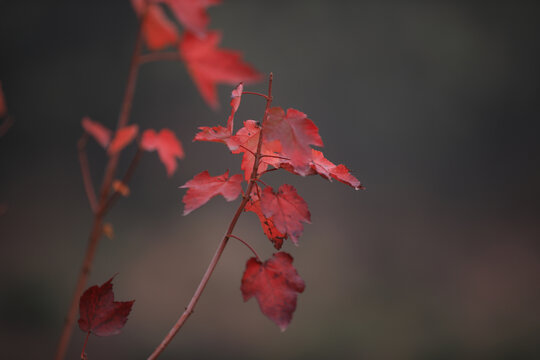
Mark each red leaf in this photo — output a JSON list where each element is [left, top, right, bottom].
[[160, 0, 220, 36], [78, 277, 134, 336], [227, 82, 243, 133], [81, 117, 112, 148], [179, 31, 261, 109], [180, 170, 243, 215], [228, 120, 282, 180], [0, 81, 6, 117], [241, 252, 305, 331], [264, 107, 323, 175], [282, 149, 364, 190], [193, 125, 231, 143], [193, 83, 245, 143], [260, 185, 310, 244], [143, 4, 180, 50], [141, 129, 185, 176], [108, 125, 139, 155], [245, 192, 287, 250]]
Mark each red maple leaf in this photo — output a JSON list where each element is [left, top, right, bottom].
[[141, 128, 185, 176], [108, 124, 139, 155], [179, 31, 261, 109], [281, 149, 364, 190], [260, 184, 310, 244], [180, 170, 243, 215], [193, 83, 244, 143], [144, 4, 180, 50], [81, 117, 112, 149], [241, 252, 305, 331], [245, 191, 287, 250], [78, 277, 134, 336], [160, 0, 220, 36], [264, 107, 323, 175], [228, 120, 282, 180]]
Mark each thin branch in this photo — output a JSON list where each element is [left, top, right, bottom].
[[229, 234, 261, 260], [239, 144, 256, 156], [54, 9, 146, 360], [242, 91, 269, 100], [78, 134, 98, 213], [80, 332, 90, 360], [254, 178, 270, 188], [259, 168, 279, 175], [102, 144, 144, 212], [147, 73, 274, 360], [260, 154, 289, 161]]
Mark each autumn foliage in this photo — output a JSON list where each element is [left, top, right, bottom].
[[53, 1, 362, 359]]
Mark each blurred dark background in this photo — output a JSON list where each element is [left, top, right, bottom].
[[1, 0, 540, 359]]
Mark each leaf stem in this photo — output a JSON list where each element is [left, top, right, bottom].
[[77, 134, 98, 213], [54, 10, 146, 360], [147, 73, 274, 359], [229, 234, 261, 260], [242, 91, 269, 100], [80, 332, 90, 360], [254, 178, 270, 188]]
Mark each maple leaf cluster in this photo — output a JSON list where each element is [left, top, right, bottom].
[[132, 0, 261, 108], [181, 82, 363, 330]]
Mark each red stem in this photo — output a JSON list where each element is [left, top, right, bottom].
[[229, 234, 261, 260], [78, 134, 98, 213], [242, 91, 269, 100], [80, 332, 90, 360], [147, 73, 274, 359], [54, 11, 146, 360]]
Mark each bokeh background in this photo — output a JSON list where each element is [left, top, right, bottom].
[[1, 1, 540, 359]]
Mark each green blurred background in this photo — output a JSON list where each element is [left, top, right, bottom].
[[1, 0, 540, 359]]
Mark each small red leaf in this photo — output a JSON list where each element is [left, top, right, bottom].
[[180, 170, 243, 215], [264, 107, 323, 175], [141, 128, 185, 176], [226, 82, 243, 133], [160, 0, 220, 36], [298, 149, 364, 190], [108, 125, 139, 155], [179, 31, 261, 108], [142, 4, 180, 50], [81, 117, 112, 148], [193, 83, 244, 143], [241, 252, 305, 331], [245, 192, 287, 250], [78, 277, 134, 337], [193, 125, 231, 143], [260, 185, 310, 244]]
